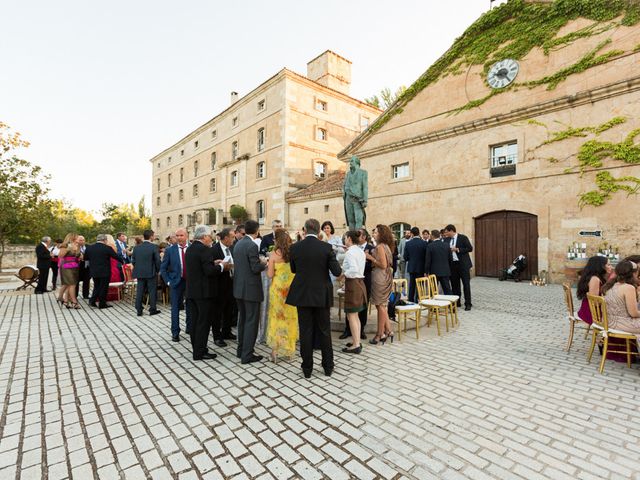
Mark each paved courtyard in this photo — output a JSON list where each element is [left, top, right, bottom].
[[1, 278, 640, 480]]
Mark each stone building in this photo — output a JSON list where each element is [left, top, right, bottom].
[[326, 0, 640, 281], [149, 51, 380, 238]]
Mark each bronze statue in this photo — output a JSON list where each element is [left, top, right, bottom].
[[343, 155, 368, 230]]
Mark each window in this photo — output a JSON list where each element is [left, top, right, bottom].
[[157, 161, 161, 169], [230, 170, 238, 187], [193, 184, 199, 197], [178, 214, 183, 226], [304, 207, 309, 214], [168, 173, 172, 187], [167, 193, 171, 204], [257, 99, 266, 112], [180, 168, 184, 182], [209, 178, 216, 192], [314, 161, 327, 179], [232, 141, 238, 159], [194, 140, 199, 149], [179, 189, 184, 200], [186, 214, 192, 227], [168, 156, 172, 164], [257, 128, 265, 152], [156, 218, 160, 228], [194, 160, 199, 177], [156, 196, 160, 206], [316, 127, 327, 141], [316, 99, 327, 111], [257, 161, 265, 179], [256, 200, 265, 224], [211, 129, 217, 139], [157, 178, 161, 190], [166, 216, 171, 227], [392, 163, 410, 179], [232, 117, 238, 128], [180, 149, 184, 156], [211, 152, 217, 170], [324, 205, 329, 213], [361, 116, 370, 129], [491, 141, 518, 168]]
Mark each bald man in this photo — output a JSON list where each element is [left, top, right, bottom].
[[160, 229, 193, 341]]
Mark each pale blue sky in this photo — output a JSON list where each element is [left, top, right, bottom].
[[2, 0, 506, 215]]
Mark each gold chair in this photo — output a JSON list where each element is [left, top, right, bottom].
[[395, 304, 422, 340], [392, 278, 408, 300], [416, 277, 451, 336], [562, 283, 589, 352], [428, 274, 459, 326], [586, 293, 639, 373]]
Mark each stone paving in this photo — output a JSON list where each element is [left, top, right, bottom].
[[1, 278, 640, 479]]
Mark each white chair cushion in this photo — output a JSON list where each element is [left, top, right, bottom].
[[419, 299, 450, 307], [109, 282, 124, 287], [434, 295, 459, 301], [592, 324, 604, 330], [608, 328, 636, 336], [396, 304, 421, 312]]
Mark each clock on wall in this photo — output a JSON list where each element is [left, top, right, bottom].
[[487, 59, 520, 89]]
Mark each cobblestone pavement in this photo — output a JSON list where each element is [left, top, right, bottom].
[[1, 278, 640, 480]]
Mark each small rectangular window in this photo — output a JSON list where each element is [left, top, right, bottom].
[[316, 128, 327, 142], [168, 156, 172, 163], [361, 116, 370, 129], [324, 205, 329, 213], [490, 141, 518, 177], [257, 99, 266, 112], [210, 178, 217, 192], [193, 184, 199, 197], [168, 173, 172, 187], [180, 149, 184, 156], [257, 161, 266, 179], [156, 196, 160, 206], [392, 163, 410, 179], [304, 207, 309, 214], [157, 178, 161, 190], [232, 141, 238, 159], [316, 99, 327, 111], [194, 140, 199, 149], [257, 128, 265, 152], [212, 130, 217, 139], [157, 161, 161, 168], [232, 117, 238, 128], [156, 218, 160, 228], [231, 171, 238, 187], [314, 161, 327, 179]]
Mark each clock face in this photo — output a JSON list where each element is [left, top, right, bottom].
[[487, 59, 519, 89]]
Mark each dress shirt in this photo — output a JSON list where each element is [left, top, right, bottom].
[[451, 234, 459, 262], [178, 243, 188, 277], [342, 245, 366, 279]]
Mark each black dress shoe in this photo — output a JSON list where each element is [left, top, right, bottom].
[[149, 310, 161, 315], [342, 346, 362, 354], [338, 331, 350, 340], [241, 354, 263, 364], [303, 369, 312, 379], [360, 333, 367, 340], [137, 311, 143, 316], [214, 339, 227, 347], [185, 329, 192, 335], [99, 305, 112, 309], [222, 333, 237, 340], [89, 302, 98, 308], [172, 335, 179, 342], [324, 368, 333, 377], [464, 306, 471, 311], [457, 302, 462, 307], [194, 352, 217, 360]]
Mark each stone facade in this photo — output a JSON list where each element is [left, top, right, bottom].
[[149, 51, 380, 238]]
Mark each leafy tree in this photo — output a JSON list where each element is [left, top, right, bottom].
[[365, 86, 407, 110]]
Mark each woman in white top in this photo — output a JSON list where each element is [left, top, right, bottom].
[[339, 230, 367, 353]]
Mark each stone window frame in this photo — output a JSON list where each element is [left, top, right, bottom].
[[315, 127, 328, 142], [179, 189, 184, 201], [256, 200, 265, 225], [256, 161, 266, 180], [230, 170, 239, 188], [257, 99, 266, 112], [193, 184, 199, 197], [209, 178, 217, 192], [257, 127, 265, 152]]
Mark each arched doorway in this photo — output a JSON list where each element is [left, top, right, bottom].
[[474, 211, 538, 279]]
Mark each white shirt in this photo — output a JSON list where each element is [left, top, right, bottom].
[[177, 243, 188, 276], [342, 245, 366, 279], [451, 234, 459, 262]]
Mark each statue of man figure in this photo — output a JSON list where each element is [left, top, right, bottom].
[[343, 155, 368, 230]]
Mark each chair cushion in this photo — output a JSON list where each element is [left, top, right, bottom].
[[419, 299, 450, 307], [608, 328, 637, 336], [434, 295, 459, 301], [396, 304, 421, 312], [109, 282, 124, 287]]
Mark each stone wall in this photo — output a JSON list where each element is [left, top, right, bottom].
[[1, 245, 37, 270]]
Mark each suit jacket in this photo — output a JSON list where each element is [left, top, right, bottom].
[[425, 240, 452, 277], [361, 242, 374, 290], [212, 242, 233, 295], [84, 242, 122, 278], [286, 236, 342, 308], [259, 232, 275, 256], [160, 243, 188, 287], [36, 243, 51, 270], [403, 237, 427, 274], [449, 233, 473, 270], [131, 241, 161, 279], [184, 240, 221, 299], [232, 236, 266, 302], [116, 239, 131, 263]]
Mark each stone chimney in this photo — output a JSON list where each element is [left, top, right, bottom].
[[230, 91, 238, 104], [306, 51, 352, 95]]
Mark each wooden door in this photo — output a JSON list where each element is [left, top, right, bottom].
[[474, 211, 538, 279]]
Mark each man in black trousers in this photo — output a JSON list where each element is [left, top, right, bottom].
[[185, 225, 229, 361], [84, 234, 123, 308], [35, 236, 52, 294], [287, 218, 342, 379], [425, 229, 453, 295], [211, 228, 236, 347], [444, 224, 473, 310], [403, 227, 427, 302], [132, 229, 162, 316]]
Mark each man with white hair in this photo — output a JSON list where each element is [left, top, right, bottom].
[[185, 225, 230, 360], [84, 234, 123, 308], [35, 236, 52, 294]]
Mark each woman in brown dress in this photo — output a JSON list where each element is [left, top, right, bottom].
[[340, 230, 367, 353], [57, 233, 81, 309], [366, 224, 394, 344]]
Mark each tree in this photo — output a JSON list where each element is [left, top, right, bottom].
[[0, 122, 51, 268], [365, 86, 407, 110], [229, 205, 248, 223]]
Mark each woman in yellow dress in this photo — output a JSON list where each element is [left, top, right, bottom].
[[266, 230, 298, 362]]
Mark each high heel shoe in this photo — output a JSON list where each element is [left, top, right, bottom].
[[379, 335, 388, 345], [342, 345, 362, 354], [385, 332, 395, 344], [56, 298, 65, 306], [369, 335, 382, 345], [65, 302, 81, 309]]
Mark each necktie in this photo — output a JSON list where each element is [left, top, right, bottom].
[[180, 246, 186, 278], [225, 247, 233, 277]]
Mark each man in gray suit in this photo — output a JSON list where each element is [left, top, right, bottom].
[[233, 220, 267, 364], [132, 229, 162, 316]]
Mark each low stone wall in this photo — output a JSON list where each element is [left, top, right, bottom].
[[1, 244, 37, 269]]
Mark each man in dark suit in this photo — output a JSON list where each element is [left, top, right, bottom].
[[35, 236, 52, 294], [84, 234, 123, 308], [425, 229, 453, 295], [212, 228, 236, 346], [286, 218, 342, 379], [160, 228, 192, 342], [258, 219, 283, 256], [233, 220, 267, 364], [132, 229, 162, 316], [444, 224, 473, 310], [115, 232, 131, 264], [185, 225, 229, 360], [403, 227, 427, 302], [340, 228, 373, 340]]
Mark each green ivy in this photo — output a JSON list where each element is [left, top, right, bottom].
[[542, 22, 615, 55], [579, 171, 640, 207], [541, 116, 627, 145], [368, 0, 640, 133]]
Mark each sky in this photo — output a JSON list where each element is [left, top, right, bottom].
[[2, 0, 508, 216]]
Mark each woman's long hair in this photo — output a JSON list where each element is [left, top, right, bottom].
[[602, 260, 638, 294], [274, 229, 292, 262], [576, 256, 609, 299], [60, 233, 79, 255], [375, 224, 394, 248]]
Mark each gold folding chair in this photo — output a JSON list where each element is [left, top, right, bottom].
[[428, 274, 459, 326], [392, 278, 408, 300], [416, 277, 451, 336], [562, 283, 589, 352], [586, 293, 639, 373]]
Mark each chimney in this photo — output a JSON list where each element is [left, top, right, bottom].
[[230, 91, 238, 104], [307, 51, 352, 95]]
